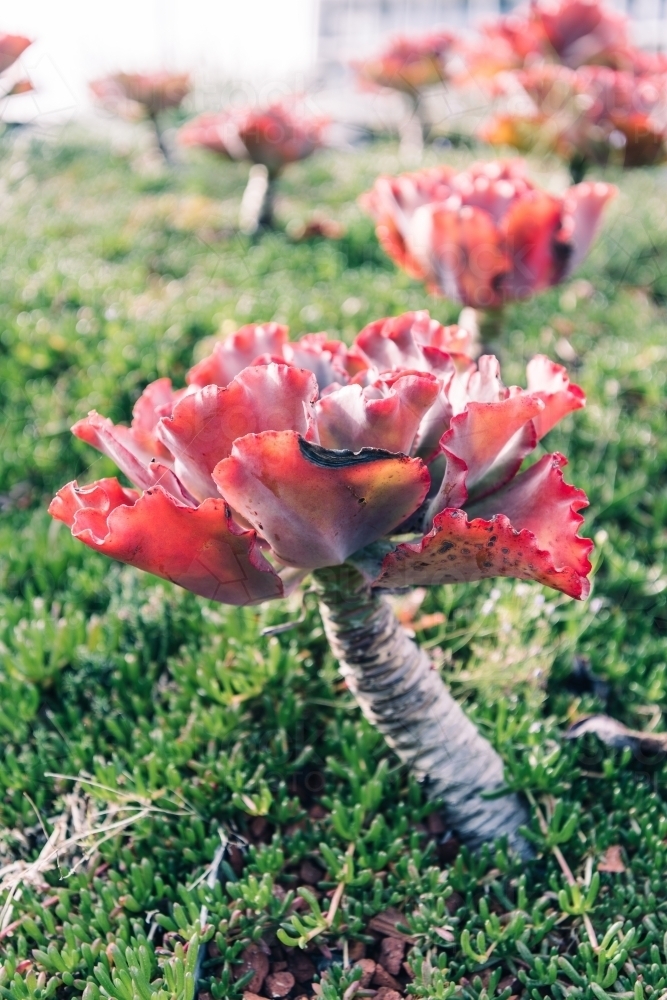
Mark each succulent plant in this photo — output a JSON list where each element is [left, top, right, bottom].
[[50, 312, 591, 850]]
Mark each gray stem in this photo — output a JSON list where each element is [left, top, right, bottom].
[[149, 112, 171, 165], [313, 564, 531, 855], [239, 164, 277, 235], [398, 92, 425, 160]]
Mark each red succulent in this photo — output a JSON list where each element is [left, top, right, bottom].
[[0, 33, 31, 75], [90, 72, 191, 117], [50, 313, 591, 605], [462, 0, 661, 78], [353, 30, 457, 94], [360, 159, 615, 307], [0, 33, 32, 99], [179, 103, 327, 176], [482, 65, 667, 169]]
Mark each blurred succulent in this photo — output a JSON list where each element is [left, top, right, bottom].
[[360, 159, 615, 336], [460, 0, 665, 79], [0, 33, 33, 105], [89, 72, 191, 161], [179, 102, 327, 233], [481, 65, 667, 179], [352, 30, 456, 151]]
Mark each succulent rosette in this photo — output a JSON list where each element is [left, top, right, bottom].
[[50, 312, 591, 607], [179, 103, 328, 233], [89, 72, 191, 163], [353, 30, 456, 94], [461, 0, 660, 78], [0, 33, 31, 75], [179, 103, 327, 176], [483, 65, 667, 170], [90, 72, 191, 117], [360, 159, 616, 308], [0, 33, 33, 99]]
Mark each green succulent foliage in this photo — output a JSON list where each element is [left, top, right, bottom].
[[0, 132, 667, 998]]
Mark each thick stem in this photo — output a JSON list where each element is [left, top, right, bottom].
[[312, 564, 530, 855], [149, 112, 171, 164], [239, 164, 277, 235], [398, 92, 424, 161], [477, 306, 505, 345], [569, 153, 589, 184], [461, 306, 506, 359]]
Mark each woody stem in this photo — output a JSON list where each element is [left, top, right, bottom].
[[149, 112, 171, 164], [239, 164, 278, 234], [312, 563, 531, 855]]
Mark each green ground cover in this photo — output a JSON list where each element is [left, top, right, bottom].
[[0, 129, 666, 999]]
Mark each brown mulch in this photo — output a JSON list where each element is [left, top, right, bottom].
[[222, 803, 458, 1000]]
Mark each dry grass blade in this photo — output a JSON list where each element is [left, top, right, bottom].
[[0, 774, 193, 930]]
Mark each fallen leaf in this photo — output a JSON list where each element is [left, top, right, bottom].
[[355, 958, 376, 987], [299, 859, 324, 885], [379, 936, 405, 975], [598, 845, 626, 873], [567, 714, 667, 756], [373, 963, 402, 990], [264, 971, 295, 998], [237, 944, 269, 993], [289, 952, 316, 983], [367, 907, 414, 941]]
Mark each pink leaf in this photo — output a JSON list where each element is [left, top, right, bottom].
[[431, 393, 543, 513], [465, 452, 592, 585], [213, 431, 430, 569], [49, 480, 283, 605], [157, 364, 318, 501], [284, 333, 352, 390], [560, 181, 618, 276], [315, 372, 439, 454], [375, 454, 591, 599], [526, 355, 585, 438], [72, 411, 194, 503], [0, 34, 32, 74], [501, 189, 567, 298], [412, 202, 510, 307], [354, 310, 472, 372], [186, 323, 288, 388]]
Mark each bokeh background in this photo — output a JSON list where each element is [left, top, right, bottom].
[[7, 0, 667, 127]]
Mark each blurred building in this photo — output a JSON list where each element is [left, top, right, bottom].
[[316, 0, 667, 85], [317, 0, 464, 83]]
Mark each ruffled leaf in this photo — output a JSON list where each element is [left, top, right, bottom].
[[374, 454, 591, 599], [429, 393, 543, 513], [315, 372, 439, 454], [49, 480, 283, 605], [284, 333, 352, 390], [213, 431, 430, 569], [158, 364, 318, 501], [411, 202, 510, 307], [354, 310, 471, 372], [72, 411, 194, 503], [560, 181, 618, 276], [466, 452, 592, 586], [526, 354, 585, 438], [501, 189, 566, 298], [130, 377, 180, 457], [186, 323, 288, 388]]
